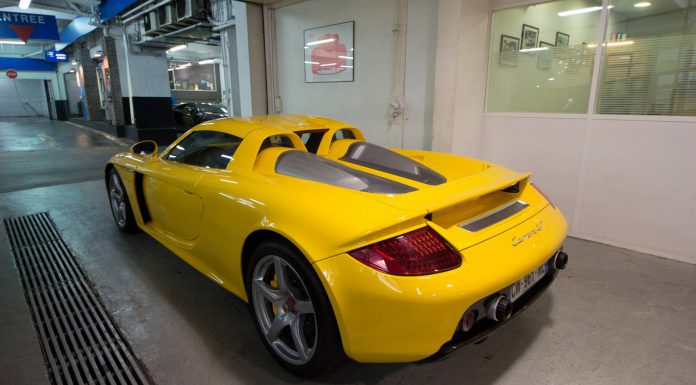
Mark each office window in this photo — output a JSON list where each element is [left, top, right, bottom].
[[486, 0, 603, 113], [598, 1, 696, 116], [168, 61, 217, 91]]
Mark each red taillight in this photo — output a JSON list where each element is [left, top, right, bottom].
[[348, 227, 461, 276], [532, 183, 555, 209]]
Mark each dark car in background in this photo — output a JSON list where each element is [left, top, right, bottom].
[[173, 103, 229, 130]]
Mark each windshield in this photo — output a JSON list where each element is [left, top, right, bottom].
[[198, 104, 228, 114]]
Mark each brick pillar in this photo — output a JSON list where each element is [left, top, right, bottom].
[[102, 36, 125, 127], [76, 47, 104, 121]]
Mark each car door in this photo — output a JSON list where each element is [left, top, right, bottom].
[[143, 130, 243, 241]]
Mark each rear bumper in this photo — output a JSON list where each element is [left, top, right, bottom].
[[313, 204, 568, 363], [423, 265, 558, 361]]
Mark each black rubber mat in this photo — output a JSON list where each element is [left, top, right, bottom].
[[3, 212, 152, 385]]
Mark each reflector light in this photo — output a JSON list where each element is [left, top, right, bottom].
[[349, 227, 461, 276]]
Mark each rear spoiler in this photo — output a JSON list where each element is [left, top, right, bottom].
[[381, 166, 531, 214]]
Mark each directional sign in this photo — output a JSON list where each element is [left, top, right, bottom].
[[0, 11, 59, 42], [6, 69, 17, 79], [45, 50, 69, 62]]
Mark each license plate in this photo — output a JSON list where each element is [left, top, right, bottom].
[[508, 263, 548, 302]]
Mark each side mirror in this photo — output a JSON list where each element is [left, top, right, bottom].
[[130, 140, 158, 158]]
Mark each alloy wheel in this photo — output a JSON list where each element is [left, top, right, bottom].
[[251, 255, 317, 365]]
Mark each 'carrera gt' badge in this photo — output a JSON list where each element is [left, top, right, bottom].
[[512, 221, 543, 247]]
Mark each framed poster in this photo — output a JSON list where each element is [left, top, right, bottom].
[[499, 34, 520, 66], [521, 24, 539, 49], [538, 41, 554, 69], [556, 32, 570, 47], [304, 21, 354, 83]]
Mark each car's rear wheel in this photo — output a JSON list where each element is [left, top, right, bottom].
[[107, 168, 137, 233], [247, 241, 345, 377]]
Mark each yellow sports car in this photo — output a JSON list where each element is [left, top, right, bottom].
[[105, 115, 568, 377]]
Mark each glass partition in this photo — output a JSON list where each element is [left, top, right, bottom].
[[598, 1, 696, 116], [486, 0, 604, 113], [168, 61, 217, 91]]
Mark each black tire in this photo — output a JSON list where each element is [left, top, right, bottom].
[[106, 168, 138, 233], [246, 241, 346, 377]]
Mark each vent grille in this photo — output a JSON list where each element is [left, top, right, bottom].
[[3, 212, 151, 385]]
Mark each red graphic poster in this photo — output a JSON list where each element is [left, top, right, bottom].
[[304, 21, 354, 83]]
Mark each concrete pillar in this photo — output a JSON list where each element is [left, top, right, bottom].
[[221, 1, 267, 117], [76, 47, 104, 121], [102, 35, 126, 129]]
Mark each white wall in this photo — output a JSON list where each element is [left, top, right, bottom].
[[0, 78, 49, 117], [432, 0, 696, 264], [275, 0, 438, 149]]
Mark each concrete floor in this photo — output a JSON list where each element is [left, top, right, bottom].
[[1, 119, 695, 385]]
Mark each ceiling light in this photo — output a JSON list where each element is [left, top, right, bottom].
[[634, 2, 651, 7], [198, 59, 216, 65], [607, 40, 634, 47], [92, 52, 102, 58], [18, 0, 31, 10], [175, 63, 191, 70], [520, 47, 549, 52], [306, 38, 335, 46], [587, 40, 635, 48], [0, 39, 25, 45], [167, 44, 187, 53], [558, 5, 613, 17], [71, 60, 78, 65]]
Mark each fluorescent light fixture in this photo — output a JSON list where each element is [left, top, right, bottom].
[[319, 62, 337, 67], [167, 68, 174, 71], [306, 38, 335, 46], [338, 55, 353, 60], [340, 65, 353, 68], [0, 39, 25, 45], [634, 2, 651, 7], [548, 77, 555, 81], [175, 63, 191, 70], [608, 40, 634, 47], [519, 47, 549, 52], [18, 0, 31, 10], [167, 44, 188, 53], [198, 59, 217, 65], [304, 61, 319, 65], [587, 40, 634, 48], [558, 5, 613, 17]]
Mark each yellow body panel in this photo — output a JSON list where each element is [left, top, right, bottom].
[[106, 115, 568, 363]]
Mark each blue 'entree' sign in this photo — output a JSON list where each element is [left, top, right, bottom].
[[0, 11, 60, 42]]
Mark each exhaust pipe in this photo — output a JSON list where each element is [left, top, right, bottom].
[[486, 295, 512, 322], [553, 251, 569, 270]]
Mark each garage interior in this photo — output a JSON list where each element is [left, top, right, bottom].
[[1, 0, 695, 384]]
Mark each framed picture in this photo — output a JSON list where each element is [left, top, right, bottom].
[[556, 32, 570, 47], [538, 41, 554, 69], [499, 34, 519, 66], [304, 21, 354, 83], [521, 24, 539, 49]]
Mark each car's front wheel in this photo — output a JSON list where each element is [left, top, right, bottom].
[[107, 168, 137, 233], [247, 241, 345, 377]]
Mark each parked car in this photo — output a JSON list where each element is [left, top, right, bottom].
[[105, 115, 569, 377], [173, 102, 228, 130]]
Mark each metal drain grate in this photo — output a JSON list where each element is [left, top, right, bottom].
[[3, 212, 152, 385]]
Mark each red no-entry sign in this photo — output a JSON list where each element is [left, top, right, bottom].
[[6, 69, 17, 79]]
